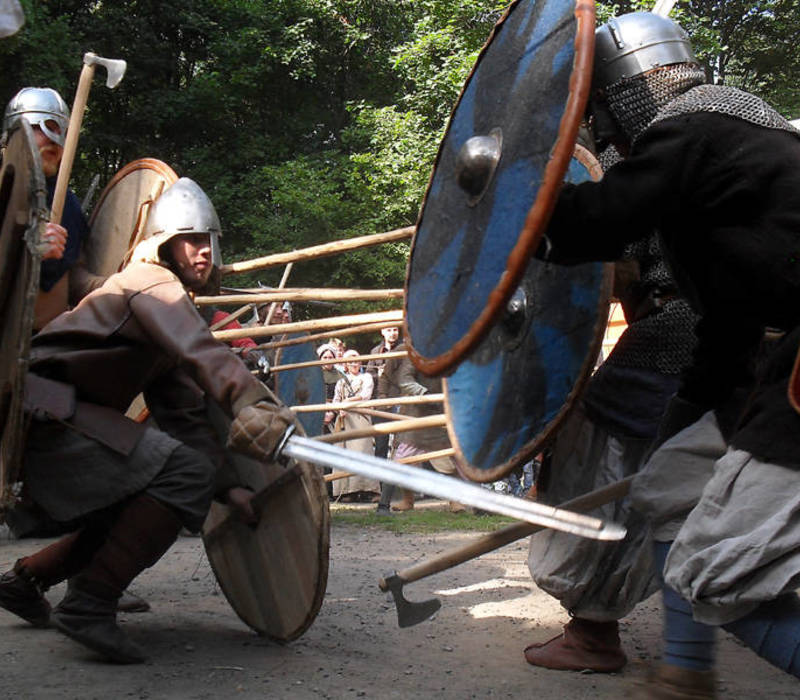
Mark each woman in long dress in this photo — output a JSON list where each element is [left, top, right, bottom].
[[332, 350, 380, 501]]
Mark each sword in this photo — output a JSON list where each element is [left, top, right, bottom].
[[279, 433, 625, 542]]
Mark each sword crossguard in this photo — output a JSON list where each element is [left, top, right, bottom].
[[274, 423, 296, 466]]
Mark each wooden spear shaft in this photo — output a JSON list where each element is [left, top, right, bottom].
[[271, 349, 407, 373], [315, 415, 446, 444], [220, 226, 415, 275], [208, 302, 254, 332], [264, 263, 294, 326], [324, 448, 456, 482], [292, 394, 444, 413], [213, 309, 403, 342], [253, 320, 400, 351], [195, 288, 404, 306]]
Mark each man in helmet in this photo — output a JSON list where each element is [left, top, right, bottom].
[[0, 177, 295, 665], [2, 87, 99, 328], [536, 10, 800, 696]]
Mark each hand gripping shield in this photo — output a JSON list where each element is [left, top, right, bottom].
[[444, 145, 612, 482], [202, 406, 329, 641], [0, 122, 47, 514], [405, 0, 595, 375]]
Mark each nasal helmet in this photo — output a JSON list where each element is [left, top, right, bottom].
[[3, 87, 70, 146], [139, 177, 223, 268]]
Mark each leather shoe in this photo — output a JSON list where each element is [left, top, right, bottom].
[[524, 618, 627, 672], [629, 663, 716, 699], [51, 577, 146, 664], [0, 567, 51, 628]]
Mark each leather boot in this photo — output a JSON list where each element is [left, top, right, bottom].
[[392, 489, 415, 512], [0, 527, 107, 628], [524, 617, 627, 672], [630, 663, 716, 699], [51, 577, 146, 664], [51, 494, 181, 663], [0, 565, 50, 628]]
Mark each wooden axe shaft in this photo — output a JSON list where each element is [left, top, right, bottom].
[[51, 62, 96, 224], [379, 476, 633, 591]]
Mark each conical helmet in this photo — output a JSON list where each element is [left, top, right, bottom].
[[3, 87, 70, 146], [137, 177, 222, 267], [594, 12, 697, 89]]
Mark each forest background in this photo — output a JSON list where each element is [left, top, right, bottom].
[[2, 0, 798, 332]]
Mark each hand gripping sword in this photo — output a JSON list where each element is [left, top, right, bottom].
[[276, 429, 625, 542]]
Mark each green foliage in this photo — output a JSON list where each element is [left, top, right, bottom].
[[1, 0, 798, 302]]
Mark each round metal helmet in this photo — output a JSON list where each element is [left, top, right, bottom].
[[3, 87, 70, 146], [142, 177, 223, 266], [594, 12, 697, 89]]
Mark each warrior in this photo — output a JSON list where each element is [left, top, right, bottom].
[[2, 87, 102, 329], [524, 225, 698, 671], [0, 177, 295, 664], [537, 11, 800, 697]]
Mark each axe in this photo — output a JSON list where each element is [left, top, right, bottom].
[[50, 52, 127, 225], [378, 476, 633, 628]]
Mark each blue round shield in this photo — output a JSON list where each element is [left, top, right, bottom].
[[405, 0, 595, 375], [274, 335, 326, 437], [443, 146, 611, 482]]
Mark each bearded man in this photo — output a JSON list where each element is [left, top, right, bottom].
[[2, 87, 102, 326]]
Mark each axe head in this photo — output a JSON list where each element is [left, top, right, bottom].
[[83, 52, 127, 88], [380, 572, 441, 628]]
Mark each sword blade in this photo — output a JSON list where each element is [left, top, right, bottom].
[[283, 436, 625, 541]]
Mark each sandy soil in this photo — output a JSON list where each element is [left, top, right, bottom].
[[1, 502, 797, 699]]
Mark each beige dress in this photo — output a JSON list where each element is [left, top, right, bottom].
[[331, 371, 379, 497]]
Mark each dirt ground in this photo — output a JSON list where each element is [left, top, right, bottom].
[[1, 501, 797, 699]]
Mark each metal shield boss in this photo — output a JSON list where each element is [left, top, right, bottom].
[[86, 158, 179, 275], [0, 122, 46, 514], [202, 407, 330, 641], [445, 144, 612, 482], [405, 0, 596, 375]]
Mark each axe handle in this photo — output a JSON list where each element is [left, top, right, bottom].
[[51, 61, 96, 225], [378, 476, 633, 591]]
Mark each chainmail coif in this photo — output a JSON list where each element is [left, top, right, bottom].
[[605, 63, 707, 143]]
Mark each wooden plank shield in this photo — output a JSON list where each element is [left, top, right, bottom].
[[444, 145, 611, 483], [405, 0, 595, 375], [274, 334, 325, 437], [86, 158, 178, 276], [0, 123, 46, 514], [202, 411, 329, 641]]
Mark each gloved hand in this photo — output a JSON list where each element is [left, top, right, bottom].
[[228, 400, 295, 463]]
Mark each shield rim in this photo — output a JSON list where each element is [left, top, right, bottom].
[[404, 0, 596, 376], [443, 143, 612, 483], [201, 417, 331, 642], [87, 157, 178, 274], [0, 122, 46, 513]]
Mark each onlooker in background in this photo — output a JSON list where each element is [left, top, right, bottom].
[[366, 327, 402, 509], [331, 350, 379, 502]]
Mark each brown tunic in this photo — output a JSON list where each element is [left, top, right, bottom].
[[24, 260, 273, 522]]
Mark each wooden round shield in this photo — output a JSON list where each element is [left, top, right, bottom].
[[202, 412, 330, 641], [86, 158, 178, 276], [0, 123, 46, 512], [274, 335, 325, 437], [405, 0, 595, 375], [444, 145, 611, 483]]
